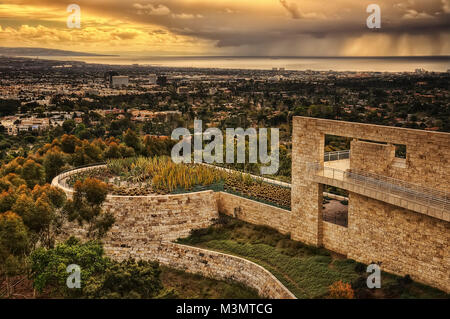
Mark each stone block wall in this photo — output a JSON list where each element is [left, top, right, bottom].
[[347, 193, 449, 292], [291, 118, 324, 246], [107, 242, 296, 299], [293, 116, 450, 192], [350, 140, 396, 174], [217, 192, 292, 235], [292, 117, 450, 293], [322, 221, 348, 256], [60, 191, 219, 244]]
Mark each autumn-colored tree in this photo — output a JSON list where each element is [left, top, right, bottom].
[[103, 142, 122, 159], [329, 280, 355, 299], [43, 150, 67, 182], [61, 134, 80, 154], [63, 178, 114, 239], [72, 141, 103, 166], [21, 159, 45, 188], [0, 211, 29, 297], [9, 185, 66, 248]]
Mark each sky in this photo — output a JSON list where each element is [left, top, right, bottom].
[[0, 0, 449, 56]]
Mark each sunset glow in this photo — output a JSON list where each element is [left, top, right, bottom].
[[0, 0, 449, 55]]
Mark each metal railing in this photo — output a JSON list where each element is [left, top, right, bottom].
[[56, 162, 106, 189], [324, 150, 350, 162], [307, 162, 449, 212]]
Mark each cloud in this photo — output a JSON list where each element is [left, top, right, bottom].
[[171, 13, 203, 19], [133, 3, 170, 16], [0, 0, 449, 56], [442, 0, 450, 13], [402, 9, 434, 19], [279, 0, 302, 19]]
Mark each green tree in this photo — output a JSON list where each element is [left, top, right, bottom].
[[21, 159, 45, 188], [123, 129, 142, 153], [43, 150, 66, 183], [30, 237, 108, 297], [83, 259, 163, 299], [0, 211, 29, 297], [62, 120, 76, 134], [63, 178, 114, 239]]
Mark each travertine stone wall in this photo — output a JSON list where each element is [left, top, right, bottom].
[[292, 117, 450, 293], [347, 193, 450, 293], [291, 119, 324, 245], [350, 140, 396, 174], [293, 116, 450, 192], [107, 242, 296, 299], [322, 221, 348, 256], [217, 192, 292, 235], [60, 191, 219, 244]]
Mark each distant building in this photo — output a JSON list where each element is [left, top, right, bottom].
[[104, 71, 119, 83], [156, 76, 167, 86], [149, 74, 157, 85], [177, 86, 190, 94], [111, 76, 129, 88]]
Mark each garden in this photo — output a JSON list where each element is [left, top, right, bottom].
[[65, 156, 291, 209], [177, 214, 449, 299]]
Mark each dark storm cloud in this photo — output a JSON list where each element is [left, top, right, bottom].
[[2, 0, 449, 55]]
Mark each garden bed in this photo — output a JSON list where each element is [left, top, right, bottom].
[[65, 157, 291, 209]]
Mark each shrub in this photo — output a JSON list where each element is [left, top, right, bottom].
[[354, 262, 366, 273], [329, 280, 355, 299], [397, 274, 413, 287]]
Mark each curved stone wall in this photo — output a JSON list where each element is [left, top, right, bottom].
[[52, 166, 296, 299], [108, 242, 295, 299], [53, 166, 219, 242]]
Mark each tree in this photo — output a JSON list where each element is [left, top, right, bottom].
[[123, 129, 142, 153], [63, 178, 114, 239], [30, 238, 163, 299], [30, 237, 108, 297], [21, 159, 45, 188], [61, 134, 80, 154], [0, 212, 29, 297], [43, 150, 66, 183], [62, 120, 76, 134], [10, 185, 66, 249], [83, 259, 163, 299]]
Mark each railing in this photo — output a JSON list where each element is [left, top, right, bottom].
[[324, 150, 350, 162], [306, 162, 450, 212], [56, 162, 106, 189]]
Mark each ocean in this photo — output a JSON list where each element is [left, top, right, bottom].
[[28, 55, 450, 72]]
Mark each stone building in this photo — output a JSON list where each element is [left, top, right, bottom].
[[291, 116, 449, 292]]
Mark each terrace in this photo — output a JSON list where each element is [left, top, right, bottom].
[[306, 150, 449, 222]]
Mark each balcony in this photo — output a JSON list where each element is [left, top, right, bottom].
[[306, 161, 449, 222]]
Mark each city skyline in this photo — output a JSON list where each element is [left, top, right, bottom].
[[0, 0, 449, 56]]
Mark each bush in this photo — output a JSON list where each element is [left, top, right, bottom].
[[31, 238, 164, 299], [329, 280, 355, 299], [84, 259, 162, 299], [397, 274, 413, 287], [354, 262, 366, 273]]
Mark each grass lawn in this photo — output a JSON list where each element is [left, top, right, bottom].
[[177, 214, 449, 299], [160, 267, 260, 299]]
